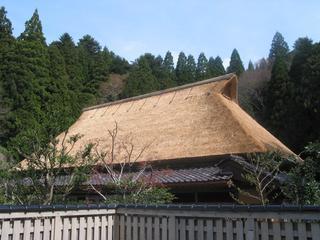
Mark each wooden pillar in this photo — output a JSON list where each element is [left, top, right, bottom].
[[245, 218, 255, 240], [168, 216, 176, 240], [113, 214, 120, 240], [53, 214, 62, 240]]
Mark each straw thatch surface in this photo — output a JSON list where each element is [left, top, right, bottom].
[[54, 73, 293, 164]]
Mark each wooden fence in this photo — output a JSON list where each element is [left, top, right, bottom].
[[0, 204, 319, 240]]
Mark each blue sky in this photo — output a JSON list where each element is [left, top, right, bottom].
[[2, 0, 320, 68]]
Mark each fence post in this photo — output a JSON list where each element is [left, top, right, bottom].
[[245, 218, 255, 240], [53, 214, 62, 240], [113, 214, 120, 240], [168, 215, 176, 240]]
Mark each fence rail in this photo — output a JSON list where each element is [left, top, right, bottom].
[[0, 204, 319, 240]]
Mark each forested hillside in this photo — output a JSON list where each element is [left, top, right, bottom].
[[239, 33, 320, 152], [0, 8, 129, 157], [0, 7, 320, 162]]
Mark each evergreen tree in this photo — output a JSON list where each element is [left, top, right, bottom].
[[196, 53, 208, 80], [138, 53, 163, 83], [0, 7, 12, 42], [175, 52, 188, 85], [289, 38, 313, 83], [54, 33, 93, 106], [154, 54, 175, 89], [284, 38, 320, 150], [247, 60, 254, 71], [78, 35, 101, 56], [269, 32, 289, 63], [263, 55, 290, 140], [46, 44, 81, 132], [54, 33, 83, 91], [6, 9, 52, 153], [123, 58, 158, 97], [163, 51, 174, 73], [18, 9, 45, 44], [227, 49, 244, 76], [109, 51, 130, 74], [214, 56, 226, 75], [261, 33, 291, 148], [78, 34, 109, 97], [185, 54, 196, 83], [151, 54, 164, 80], [298, 43, 320, 145], [207, 56, 226, 78], [207, 57, 216, 78], [161, 51, 176, 88], [149, 54, 165, 89], [0, 6, 14, 145]]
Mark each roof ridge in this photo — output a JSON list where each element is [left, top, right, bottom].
[[83, 73, 236, 112]]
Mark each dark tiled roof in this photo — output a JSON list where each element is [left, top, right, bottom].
[[147, 167, 232, 184], [55, 167, 232, 186]]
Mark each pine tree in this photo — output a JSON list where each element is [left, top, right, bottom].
[[227, 49, 244, 76], [208, 56, 226, 78], [289, 38, 313, 83], [78, 34, 109, 97], [5, 9, 52, 153], [175, 52, 188, 85], [0, 7, 12, 42], [284, 38, 319, 151], [196, 53, 208, 80], [214, 56, 226, 75], [138, 53, 162, 83], [163, 51, 174, 74], [298, 43, 320, 146], [264, 55, 290, 140], [261, 32, 290, 147], [43, 44, 81, 137], [161, 51, 176, 88], [185, 54, 196, 83], [247, 60, 254, 71], [207, 57, 216, 78], [54, 33, 83, 91], [109, 51, 130, 74], [152, 55, 164, 81], [18, 9, 45, 44], [78, 35, 101, 56], [269, 32, 289, 63], [53, 33, 95, 106], [154, 54, 175, 89], [123, 58, 158, 97], [0, 7, 14, 145], [149, 54, 165, 89]]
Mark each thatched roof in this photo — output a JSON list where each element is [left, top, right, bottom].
[[56, 73, 293, 164]]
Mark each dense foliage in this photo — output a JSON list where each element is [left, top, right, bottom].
[[238, 32, 320, 204], [122, 51, 227, 98], [242, 32, 320, 153], [281, 142, 320, 205], [0, 8, 129, 158]]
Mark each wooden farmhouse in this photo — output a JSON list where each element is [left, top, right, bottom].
[[53, 73, 294, 203]]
